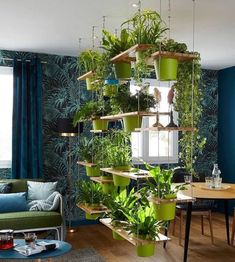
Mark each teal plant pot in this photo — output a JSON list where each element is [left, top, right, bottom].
[[136, 243, 155, 257], [153, 194, 177, 221], [112, 174, 130, 187], [123, 115, 142, 133], [154, 57, 178, 81], [112, 231, 124, 240], [85, 166, 100, 177], [114, 62, 131, 79], [92, 119, 108, 130], [102, 183, 116, 194]]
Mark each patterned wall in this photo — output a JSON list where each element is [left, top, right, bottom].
[[0, 49, 218, 223]]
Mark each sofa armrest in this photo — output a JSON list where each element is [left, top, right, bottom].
[[57, 193, 63, 217]]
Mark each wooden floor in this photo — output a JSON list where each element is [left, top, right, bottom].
[[66, 212, 235, 262]]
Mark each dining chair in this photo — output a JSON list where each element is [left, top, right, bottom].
[[172, 167, 214, 245], [231, 207, 235, 245]]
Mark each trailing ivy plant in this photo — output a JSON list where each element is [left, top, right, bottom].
[[173, 58, 206, 174]]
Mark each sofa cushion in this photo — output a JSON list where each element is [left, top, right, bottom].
[[27, 181, 58, 201], [0, 192, 28, 213], [0, 211, 62, 230], [0, 183, 12, 193]]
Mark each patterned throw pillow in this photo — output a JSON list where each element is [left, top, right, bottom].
[[0, 183, 12, 193]]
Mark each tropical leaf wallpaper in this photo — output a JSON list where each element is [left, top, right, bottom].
[[0, 49, 218, 224]]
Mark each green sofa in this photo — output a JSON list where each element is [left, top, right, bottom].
[[0, 179, 64, 240]]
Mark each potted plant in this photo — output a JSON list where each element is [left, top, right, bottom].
[[103, 79, 119, 97], [152, 39, 189, 81], [77, 137, 101, 177], [122, 10, 168, 62], [105, 189, 138, 240], [78, 49, 102, 90], [123, 204, 163, 257], [103, 130, 132, 187], [73, 98, 111, 131], [146, 164, 186, 220], [76, 180, 106, 220], [110, 85, 155, 132], [101, 29, 133, 79]]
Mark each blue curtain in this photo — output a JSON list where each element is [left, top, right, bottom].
[[12, 58, 43, 179]]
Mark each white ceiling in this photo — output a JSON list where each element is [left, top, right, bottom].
[[0, 0, 235, 69]]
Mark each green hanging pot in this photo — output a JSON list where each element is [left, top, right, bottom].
[[112, 174, 130, 187], [85, 212, 100, 220], [136, 243, 155, 257], [123, 115, 142, 133], [85, 166, 100, 177], [102, 183, 116, 194], [135, 51, 145, 63], [153, 194, 177, 221], [103, 85, 118, 97], [92, 119, 108, 131], [112, 231, 124, 240], [154, 57, 178, 81], [86, 78, 97, 91], [114, 62, 131, 79]]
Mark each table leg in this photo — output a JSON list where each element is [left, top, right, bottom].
[[183, 202, 192, 262], [224, 199, 230, 245]]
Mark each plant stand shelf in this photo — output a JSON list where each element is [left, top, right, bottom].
[[151, 51, 199, 62], [77, 204, 109, 215], [100, 111, 168, 121], [100, 218, 170, 246], [77, 71, 96, 81], [110, 44, 153, 63], [100, 168, 150, 180], [77, 161, 97, 167], [90, 177, 114, 184], [135, 127, 196, 132]]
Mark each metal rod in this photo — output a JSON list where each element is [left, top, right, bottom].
[[0, 57, 47, 64]]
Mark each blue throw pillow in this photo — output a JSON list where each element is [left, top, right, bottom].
[[0, 183, 12, 193], [0, 192, 28, 213]]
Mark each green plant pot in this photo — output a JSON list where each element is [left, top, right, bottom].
[[85, 213, 100, 220], [85, 166, 100, 177], [136, 243, 155, 257], [92, 119, 108, 130], [114, 62, 131, 79], [112, 174, 130, 187], [135, 51, 145, 63], [102, 183, 115, 194], [112, 231, 124, 240], [86, 78, 97, 91], [103, 85, 118, 97], [101, 175, 113, 180], [123, 115, 142, 132], [113, 165, 132, 171], [153, 194, 177, 221], [154, 57, 178, 81]]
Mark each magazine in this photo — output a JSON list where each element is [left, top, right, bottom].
[[14, 241, 59, 256]]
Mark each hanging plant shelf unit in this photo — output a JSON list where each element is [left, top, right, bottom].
[[77, 70, 96, 81], [100, 218, 170, 246], [135, 127, 196, 132], [100, 168, 150, 180], [90, 177, 114, 184], [151, 51, 199, 62], [77, 161, 97, 167], [110, 44, 153, 63], [77, 204, 109, 215], [100, 111, 167, 121]]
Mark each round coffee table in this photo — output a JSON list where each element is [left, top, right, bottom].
[[0, 239, 71, 261]]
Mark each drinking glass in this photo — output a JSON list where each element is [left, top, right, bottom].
[[205, 177, 212, 188], [0, 230, 14, 250], [24, 233, 37, 248], [214, 177, 222, 188], [184, 175, 192, 184]]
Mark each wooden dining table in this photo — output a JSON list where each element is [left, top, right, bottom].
[[180, 182, 235, 262]]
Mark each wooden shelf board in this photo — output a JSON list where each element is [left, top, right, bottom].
[[90, 130, 109, 133], [110, 44, 153, 63], [135, 127, 196, 132], [100, 218, 170, 246], [100, 111, 160, 121], [77, 161, 97, 167], [90, 177, 114, 184], [77, 204, 108, 215], [77, 71, 95, 81], [100, 168, 150, 180], [151, 51, 199, 62]]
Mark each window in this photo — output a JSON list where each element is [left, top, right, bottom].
[[131, 79, 178, 164], [0, 66, 13, 168]]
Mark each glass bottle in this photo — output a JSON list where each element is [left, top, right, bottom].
[[212, 163, 221, 179]]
